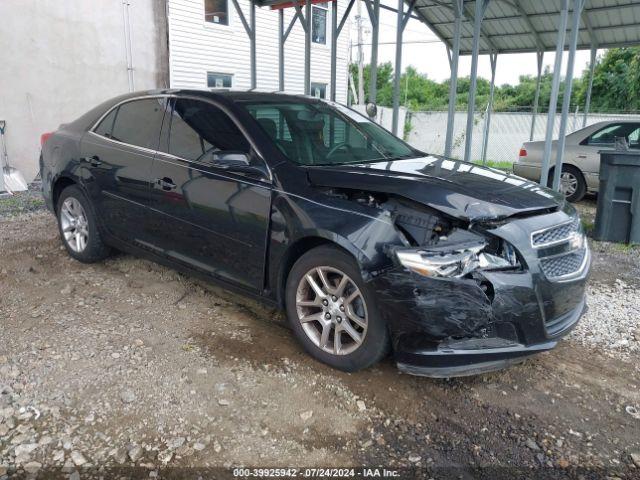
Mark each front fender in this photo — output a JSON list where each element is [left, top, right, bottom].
[[266, 189, 406, 302]]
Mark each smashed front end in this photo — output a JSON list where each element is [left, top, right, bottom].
[[370, 197, 591, 377]]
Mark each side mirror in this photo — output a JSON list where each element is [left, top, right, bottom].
[[212, 151, 251, 167], [211, 151, 268, 180], [365, 103, 378, 118]]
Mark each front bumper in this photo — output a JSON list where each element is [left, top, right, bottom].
[[396, 297, 586, 378], [372, 210, 591, 378]]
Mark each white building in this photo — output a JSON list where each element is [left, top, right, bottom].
[[167, 0, 350, 102], [0, 0, 168, 183], [0, 0, 350, 185]]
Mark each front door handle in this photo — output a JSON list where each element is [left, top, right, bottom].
[[80, 155, 102, 167], [155, 177, 177, 191]]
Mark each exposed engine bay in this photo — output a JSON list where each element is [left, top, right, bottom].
[[319, 187, 521, 280]]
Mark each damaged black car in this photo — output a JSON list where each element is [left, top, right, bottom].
[[40, 90, 591, 377]]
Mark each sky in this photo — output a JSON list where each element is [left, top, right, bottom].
[[347, 4, 593, 86]]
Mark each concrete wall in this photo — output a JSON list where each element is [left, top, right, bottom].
[[0, 0, 168, 183], [351, 105, 407, 137], [407, 110, 640, 164], [167, 0, 350, 103]]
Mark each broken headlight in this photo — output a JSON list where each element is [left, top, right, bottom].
[[395, 230, 520, 278]]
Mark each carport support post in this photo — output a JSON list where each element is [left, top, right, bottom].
[[365, 0, 380, 112], [231, 0, 257, 89], [540, 0, 569, 187], [529, 50, 544, 141], [444, 0, 463, 158], [279, 8, 284, 91], [582, 46, 597, 127], [330, 0, 355, 101], [481, 52, 498, 165], [463, 0, 490, 163], [391, 0, 414, 136], [304, 0, 311, 95], [250, 0, 256, 89], [330, 0, 338, 101], [552, 0, 586, 192]]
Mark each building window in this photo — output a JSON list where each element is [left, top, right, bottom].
[[207, 72, 233, 88], [205, 0, 228, 25], [312, 3, 328, 44], [311, 83, 326, 99]]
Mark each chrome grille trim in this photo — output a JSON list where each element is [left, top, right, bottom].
[[540, 246, 589, 281], [531, 218, 580, 248]]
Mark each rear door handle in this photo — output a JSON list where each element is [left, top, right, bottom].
[[155, 177, 177, 191], [80, 155, 102, 167], [577, 155, 587, 159]]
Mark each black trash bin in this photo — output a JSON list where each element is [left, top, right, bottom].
[[593, 148, 640, 243]]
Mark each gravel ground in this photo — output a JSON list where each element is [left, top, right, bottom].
[[0, 185, 44, 219], [1, 190, 639, 479]]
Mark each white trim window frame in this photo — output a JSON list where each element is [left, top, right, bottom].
[[310, 82, 327, 99], [207, 72, 234, 88], [311, 2, 328, 45], [204, 0, 230, 26]]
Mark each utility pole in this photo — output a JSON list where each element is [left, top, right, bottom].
[[356, 0, 364, 105]]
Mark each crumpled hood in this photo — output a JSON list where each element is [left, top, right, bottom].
[[306, 156, 565, 222]]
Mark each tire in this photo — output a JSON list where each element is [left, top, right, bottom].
[[56, 185, 111, 263], [548, 165, 587, 203], [285, 245, 390, 372]]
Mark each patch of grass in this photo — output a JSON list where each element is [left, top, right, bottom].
[[612, 242, 640, 253], [0, 189, 45, 218], [472, 160, 513, 172], [581, 219, 595, 235]]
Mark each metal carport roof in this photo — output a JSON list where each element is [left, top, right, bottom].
[[235, 0, 640, 195], [410, 0, 640, 54]]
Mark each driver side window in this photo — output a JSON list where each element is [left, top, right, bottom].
[[166, 98, 250, 163]]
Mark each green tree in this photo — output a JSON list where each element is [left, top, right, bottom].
[[349, 48, 640, 114], [574, 47, 640, 112], [349, 62, 393, 104]]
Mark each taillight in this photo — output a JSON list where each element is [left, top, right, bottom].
[[518, 147, 527, 157], [40, 132, 53, 147]]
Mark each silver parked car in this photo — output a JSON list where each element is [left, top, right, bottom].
[[513, 120, 640, 202]]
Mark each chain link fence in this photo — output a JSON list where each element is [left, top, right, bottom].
[[406, 108, 640, 165]]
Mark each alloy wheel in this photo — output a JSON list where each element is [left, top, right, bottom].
[[559, 171, 578, 197], [60, 197, 89, 253], [295, 266, 368, 355]]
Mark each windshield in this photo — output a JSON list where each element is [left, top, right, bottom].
[[242, 100, 417, 166]]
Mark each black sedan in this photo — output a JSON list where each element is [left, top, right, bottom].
[[40, 90, 591, 377]]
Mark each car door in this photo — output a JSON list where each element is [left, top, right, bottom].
[[146, 97, 272, 292], [80, 97, 168, 241], [577, 123, 640, 175]]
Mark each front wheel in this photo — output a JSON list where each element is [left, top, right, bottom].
[[57, 185, 111, 263], [285, 245, 389, 372]]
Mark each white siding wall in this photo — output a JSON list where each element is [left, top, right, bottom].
[[0, 0, 167, 183], [167, 0, 350, 103]]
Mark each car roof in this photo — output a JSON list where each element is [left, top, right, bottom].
[[136, 88, 326, 104]]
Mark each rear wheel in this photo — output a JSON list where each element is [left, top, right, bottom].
[[57, 185, 111, 263], [548, 165, 586, 202], [285, 245, 389, 372]]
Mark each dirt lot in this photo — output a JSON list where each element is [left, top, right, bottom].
[[1, 191, 639, 479]]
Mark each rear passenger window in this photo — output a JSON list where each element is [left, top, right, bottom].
[[167, 99, 250, 162], [110, 98, 167, 150], [94, 108, 117, 138]]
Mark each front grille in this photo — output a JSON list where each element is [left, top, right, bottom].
[[532, 218, 579, 247], [540, 248, 586, 279]]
